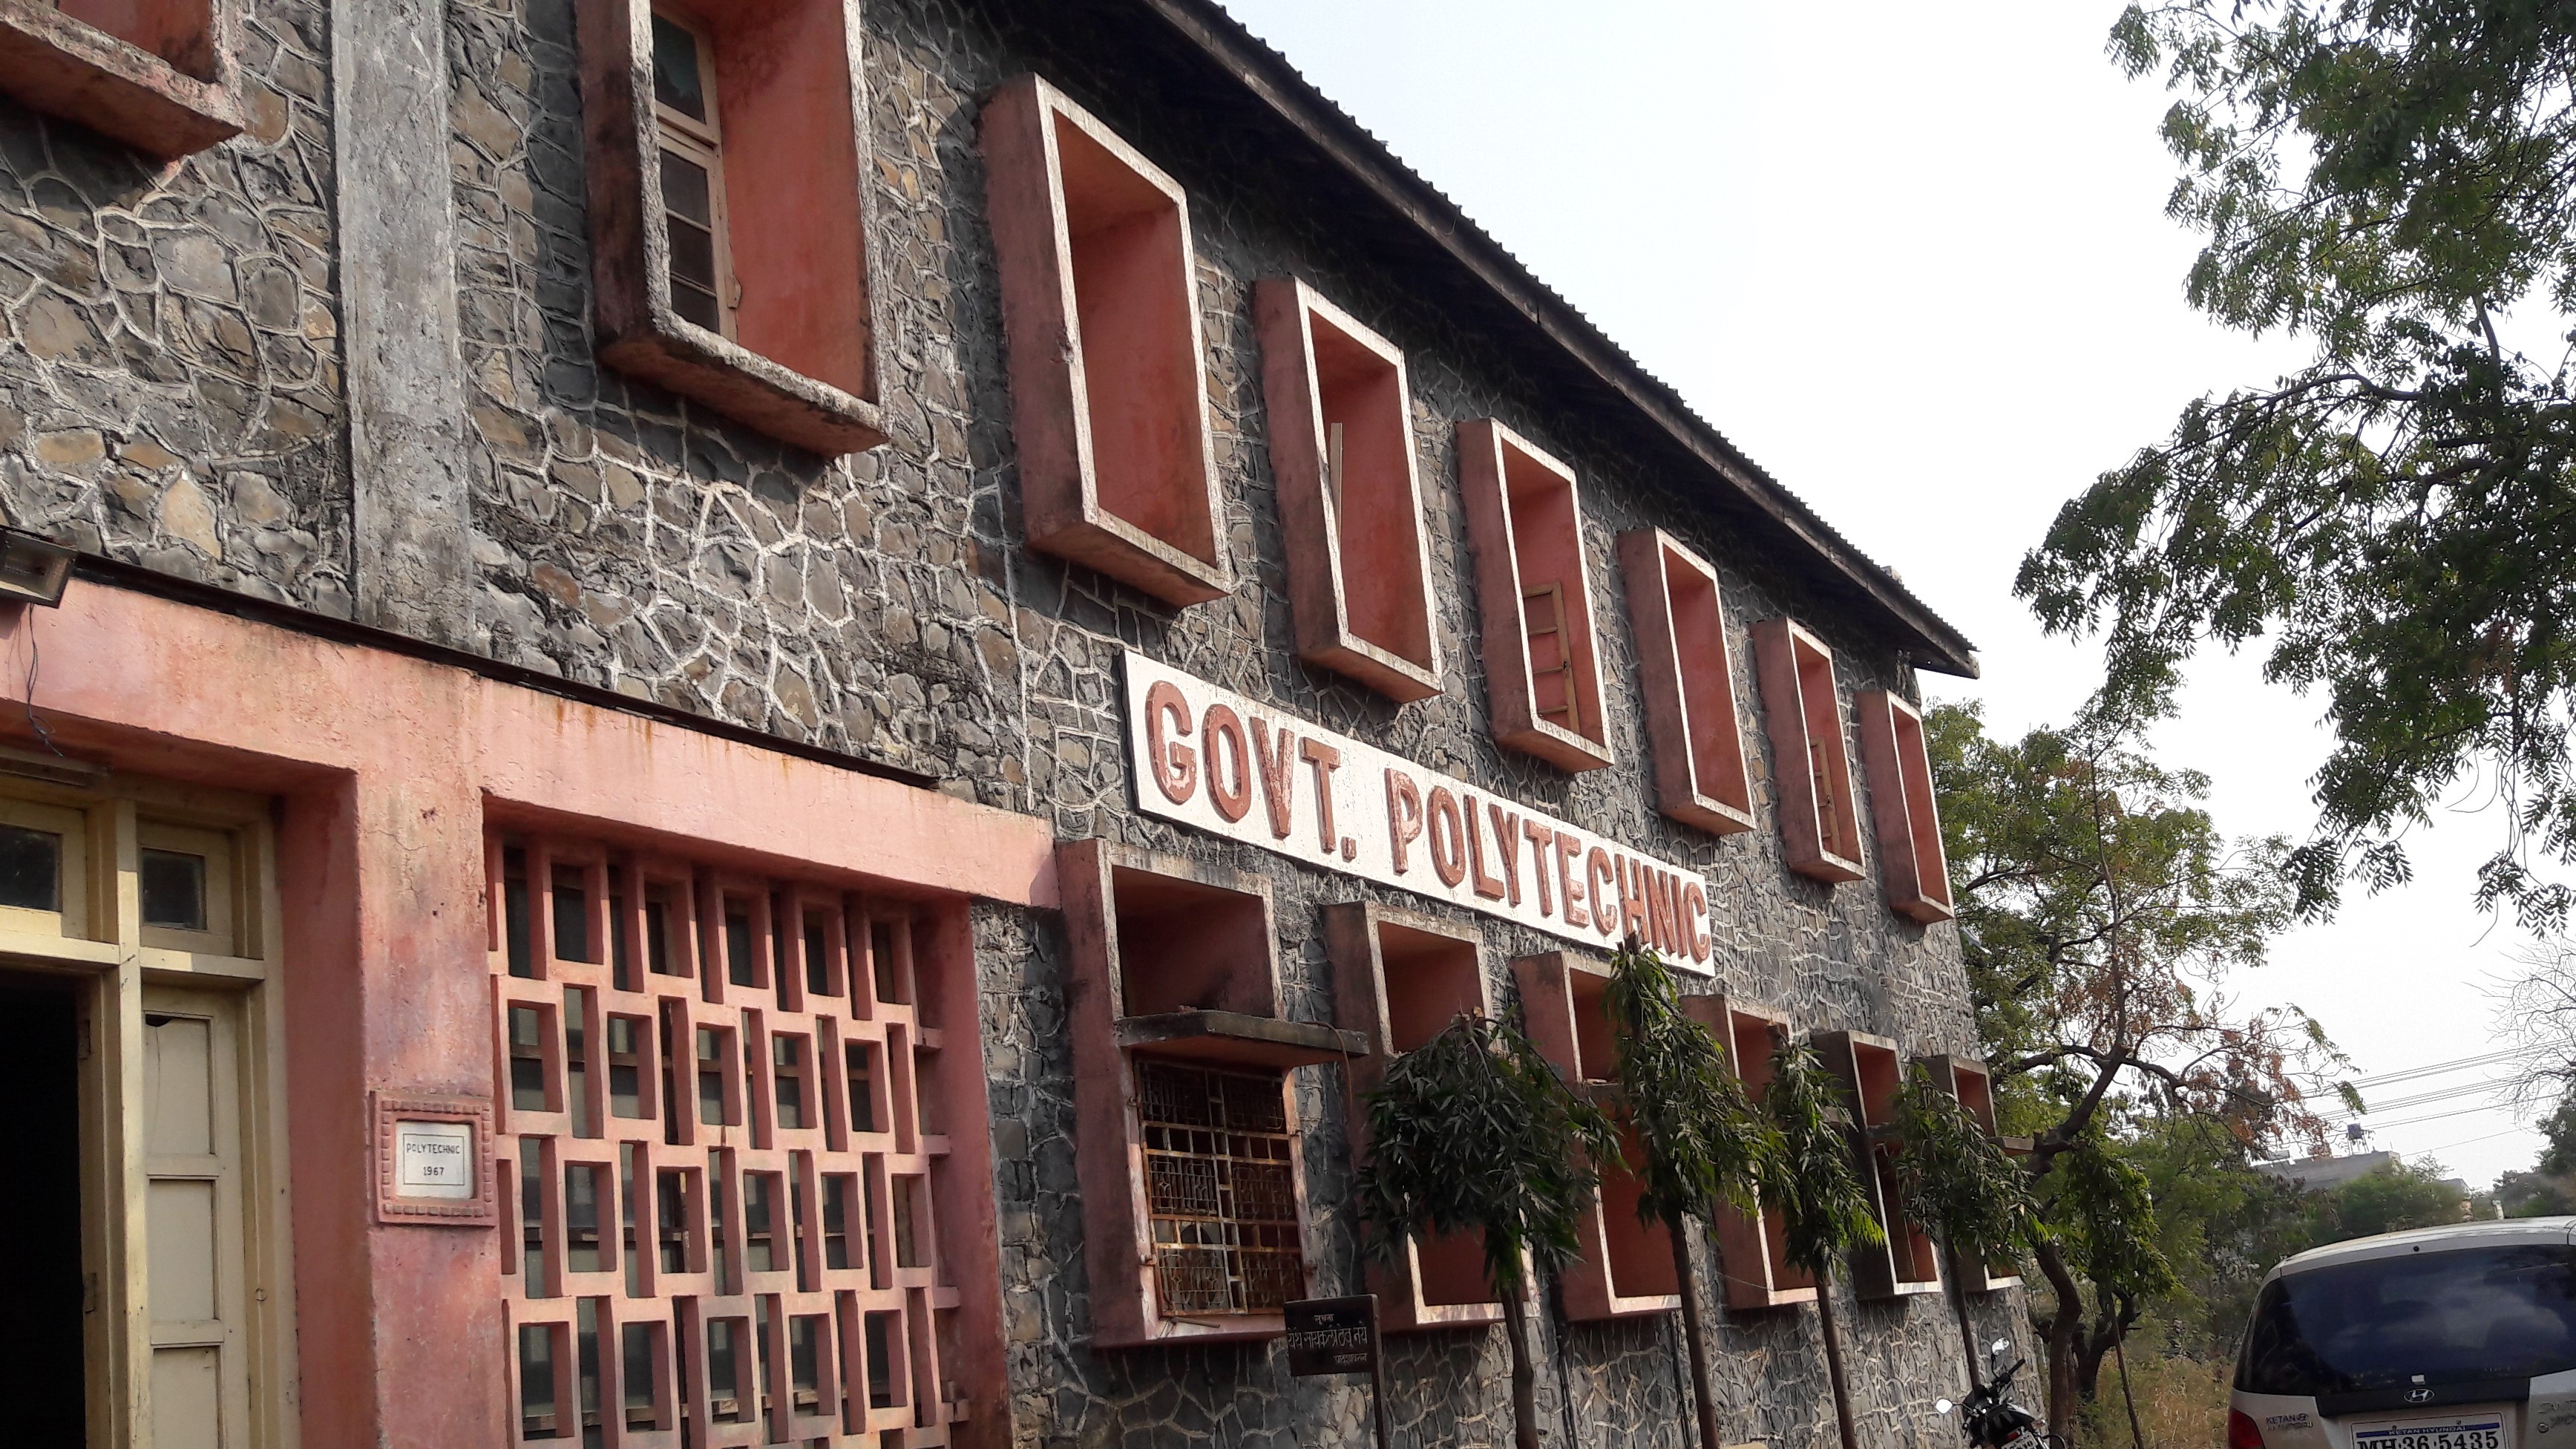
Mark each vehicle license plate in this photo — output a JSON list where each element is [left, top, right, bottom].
[[2353, 1419, 2505, 1449]]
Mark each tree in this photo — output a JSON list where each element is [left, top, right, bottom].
[[1761, 1033, 1886, 1449], [2043, 1131, 2182, 1420], [1929, 701, 2345, 1439], [1353, 1013, 1617, 1449], [2313, 1159, 2468, 1238], [1604, 941, 1783, 1449], [1892, 1064, 2041, 1384], [2018, 2, 2576, 929]]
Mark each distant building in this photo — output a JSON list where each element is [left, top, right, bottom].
[[2256, 1151, 2401, 1192], [2256, 1152, 2472, 1217]]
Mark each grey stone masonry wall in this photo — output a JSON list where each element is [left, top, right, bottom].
[[0, 1, 345, 612]]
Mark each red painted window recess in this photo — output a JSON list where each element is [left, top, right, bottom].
[[1057, 840, 1362, 1347], [1683, 994, 1819, 1311], [1515, 950, 1683, 1322], [983, 75, 1231, 608], [1253, 278, 1443, 701], [1324, 903, 1504, 1331], [1816, 1029, 1946, 1303], [1619, 529, 1756, 837], [1912, 1053, 2022, 1293], [0, 0, 243, 155], [1459, 419, 1613, 772], [1751, 618, 1864, 883], [1857, 689, 1956, 923], [574, 0, 888, 454]]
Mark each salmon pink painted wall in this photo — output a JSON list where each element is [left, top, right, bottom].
[[0, 580, 1052, 1447]]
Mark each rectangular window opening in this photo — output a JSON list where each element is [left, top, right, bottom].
[[773, 1033, 807, 1131], [983, 76, 1226, 605], [744, 1171, 780, 1275], [822, 1174, 856, 1271], [606, 1015, 646, 1119], [1253, 279, 1439, 699], [650, 10, 733, 336], [1753, 619, 1865, 883], [862, 1310, 897, 1410], [519, 1321, 564, 1438], [510, 1005, 553, 1113], [1861, 690, 1957, 923], [1136, 1060, 1302, 1316], [551, 864, 591, 965], [723, 904, 757, 990], [845, 1041, 877, 1134], [1460, 419, 1610, 771], [620, 1321, 662, 1429], [0, 822, 61, 915], [1622, 530, 1756, 835], [655, 1168, 693, 1275]]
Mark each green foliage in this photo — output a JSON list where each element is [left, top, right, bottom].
[[2539, 1090, 2576, 1177], [1354, 1012, 1619, 1299], [1604, 942, 1783, 1229], [2497, 1167, 2576, 1217], [2050, 1131, 2181, 1306], [2024, 1, 2576, 927], [1925, 700, 2330, 1147], [2315, 1159, 2468, 1240], [1892, 1064, 2039, 1269], [1760, 1036, 1884, 1277]]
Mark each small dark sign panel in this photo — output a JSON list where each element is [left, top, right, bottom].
[[1284, 1295, 1377, 1378]]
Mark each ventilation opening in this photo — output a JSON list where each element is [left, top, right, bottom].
[[1105, 865, 1270, 1018], [0, 974, 84, 1445]]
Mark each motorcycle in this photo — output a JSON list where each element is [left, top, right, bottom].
[[1935, 1338, 2064, 1449]]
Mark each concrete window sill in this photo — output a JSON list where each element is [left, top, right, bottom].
[[0, 0, 243, 157]]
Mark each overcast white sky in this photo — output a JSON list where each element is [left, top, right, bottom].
[[1219, 0, 2545, 1188]]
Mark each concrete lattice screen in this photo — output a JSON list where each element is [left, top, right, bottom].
[[491, 831, 968, 1448]]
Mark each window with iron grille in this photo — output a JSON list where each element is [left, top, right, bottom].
[[1136, 1061, 1305, 1317]]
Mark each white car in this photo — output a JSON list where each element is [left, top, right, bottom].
[[2232, 1218, 2576, 1449]]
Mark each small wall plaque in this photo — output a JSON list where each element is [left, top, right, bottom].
[[373, 1091, 496, 1226]]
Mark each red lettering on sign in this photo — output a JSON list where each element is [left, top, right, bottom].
[[1301, 739, 1344, 854], [1205, 704, 1252, 823], [1251, 717, 1297, 841], [1617, 855, 1651, 944], [1427, 787, 1468, 889], [1588, 848, 1619, 938], [1682, 882, 1709, 962], [1145, 680, 1196, 804], [1386, 769, 1423, 874], [1463, 793, 1508, 901], [1487, 801, 1523, 906], [1524, 818, 1557, 917], [1556, 831, 1588, 930]]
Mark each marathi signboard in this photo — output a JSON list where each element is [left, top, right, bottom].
[[1283, 1296, 1379, 1378], [1122, 650, 1715, 971]]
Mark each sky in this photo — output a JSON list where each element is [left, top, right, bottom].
[[1216, 0, 2549, 1188]]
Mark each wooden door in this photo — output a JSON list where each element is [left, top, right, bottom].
[[141, 984, 252, 1449]]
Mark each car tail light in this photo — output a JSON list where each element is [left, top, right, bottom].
[[2229, 1410, 2266, 1449]]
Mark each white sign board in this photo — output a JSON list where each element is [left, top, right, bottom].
[[394, 1119, 475, 1200], [1123, 650, 1715, 971]]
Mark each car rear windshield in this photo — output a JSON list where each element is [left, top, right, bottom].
[[2238, 1243, 2576, 1396]]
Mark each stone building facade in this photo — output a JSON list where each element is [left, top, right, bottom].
[[0, 1, 2012, 1446]]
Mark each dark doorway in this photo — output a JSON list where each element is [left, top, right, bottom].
[[0, 973, 88, 1446]]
